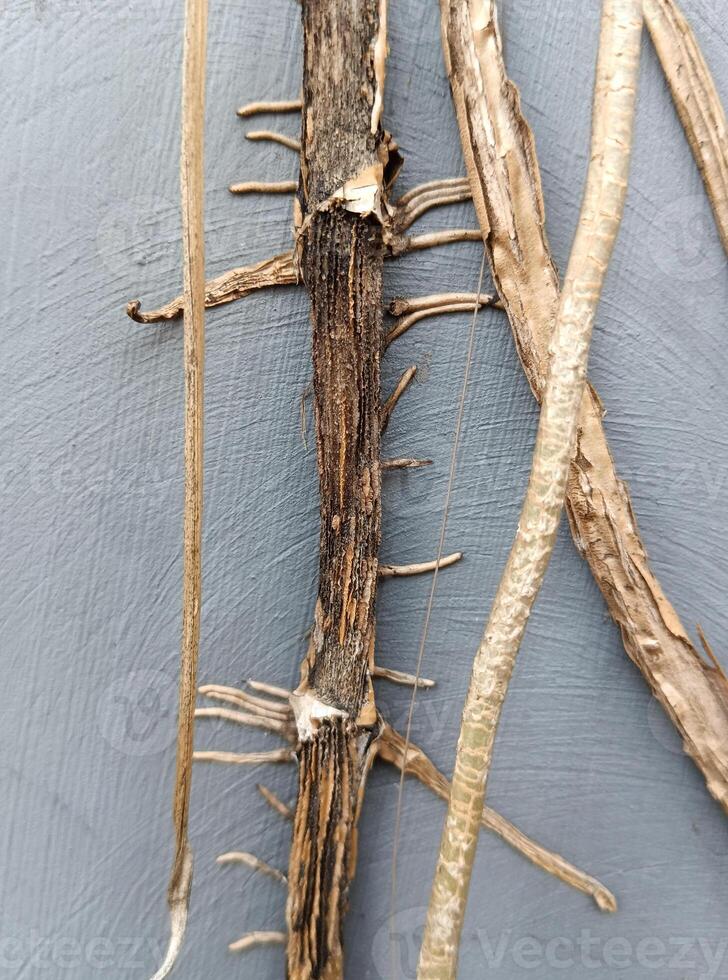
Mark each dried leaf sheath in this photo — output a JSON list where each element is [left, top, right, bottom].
[[645, 0, 728, 252], [419, 2, 643, 975], [286, 1, 387, 976], [441, 0, 728, 814]]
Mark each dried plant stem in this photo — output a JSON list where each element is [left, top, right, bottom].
[[376, 725, 616, 913], [419, 3, 643, 975], [442, 0, 728, 814], [644, 0, 728, 251], [149, 1, 207, 978], [126, 252, 297, 323]]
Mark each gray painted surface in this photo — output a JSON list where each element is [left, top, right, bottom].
[[1, 0, 727, 977]]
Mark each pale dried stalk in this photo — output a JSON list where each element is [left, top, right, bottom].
[[149, 1, 207, 978], [644, 0, 728, 251], [419, 3, 643, 975], [441, 0, 728, 815]]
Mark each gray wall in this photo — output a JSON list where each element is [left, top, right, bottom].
[[1, 0, 727, 977]]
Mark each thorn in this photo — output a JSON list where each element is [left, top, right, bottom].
[[396, 177, 469, 207], [394, 179, 473, 231], [199, 684, 292, 721], [381, 365, 417, 431], [248, 679, 292, 701], [386, 294, 497, 346], [217, 851, 287, 885], [193, 749, 293, 765], [229, 180, 297, 195], [379, 551, 463, 578], [257, 784, 294, 821], [237, 99, 302, 117], [229, 931, 287, 953], [389, 293, 496, 317], [194, 706, 291, 737], [372, 665, 435, 688], [401, 229, 482, 253], [382, 457, 432, 470], [246, 130, 301, 152]]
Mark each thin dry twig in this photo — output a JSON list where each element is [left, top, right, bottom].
[[229, 179, 298, 194], [246, 130, 301, 152], [237, 98, 302, 117], [126, 252, 297, 323], [644, 0, 728, 252], [381, 457, 433, 470], [194, 749, 293, 765], [377, 725, 616, 913], [380, 365, 417, 430], [441, 0, 728, 816], [378, 551, 462, 578], [257, 783, 294, 820], [420, 2, 643, 973], [229, 931, 287, 953], [217, 850, 287, 885], [386, 293, 497, 345], [150, 2, 207, 978]]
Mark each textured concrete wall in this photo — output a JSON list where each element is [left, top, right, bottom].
[[1, 0, 727, 977]]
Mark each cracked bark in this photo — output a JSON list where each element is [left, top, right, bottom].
[[285, 2, 387, 977]]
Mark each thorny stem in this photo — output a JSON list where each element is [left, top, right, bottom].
[[442, 0, 728, 815], [644, 0, 728, 253], [149, 1, 207, 978], [419, 2, 643, 975]]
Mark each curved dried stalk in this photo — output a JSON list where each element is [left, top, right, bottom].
[[149, 0, 207, 978], [644, 0, 728, 251], [376, 725, 616, 913], [442, 0, 728, 814], [418, 2, 643, 975], [126, 252, 298, 323]]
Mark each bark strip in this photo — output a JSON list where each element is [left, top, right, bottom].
[[420, 3, 642, 974], [440, 0, 728, 816]]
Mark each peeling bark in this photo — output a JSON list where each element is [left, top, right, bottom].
[[440, 0, 728, 816]]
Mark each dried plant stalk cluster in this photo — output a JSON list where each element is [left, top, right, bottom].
[[418, 2, 644, 973], [133, 0, 728, 977]]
